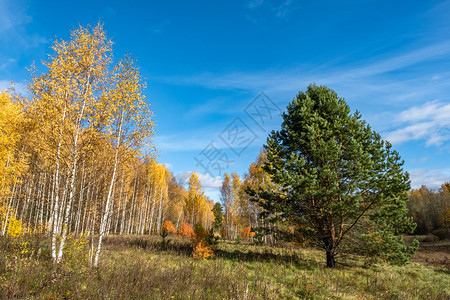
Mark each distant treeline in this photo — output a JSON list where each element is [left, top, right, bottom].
[[407, 183, 449, 239]]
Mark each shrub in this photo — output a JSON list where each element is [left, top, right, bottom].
[[192, 240, 214, 259], [162, 220, 177, 234], [190, 223, 215, 259], [6, 216, 24, 237], [177, 222, 194, 239], [204, 228, 219, 246], [193, 223, 207, 243], [161, 220, 177, 242]]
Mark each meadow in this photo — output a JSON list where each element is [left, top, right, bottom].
[[1, 234, 448, 299]]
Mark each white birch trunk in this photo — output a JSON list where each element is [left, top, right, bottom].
[[94, 113, 123, 267]]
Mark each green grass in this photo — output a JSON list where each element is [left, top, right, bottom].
[[1, 235, 448, 299]]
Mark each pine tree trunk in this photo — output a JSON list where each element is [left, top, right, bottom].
[[326, 250, 336, 268]]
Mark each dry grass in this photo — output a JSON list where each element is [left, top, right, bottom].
[[1, 234, 449, 299]]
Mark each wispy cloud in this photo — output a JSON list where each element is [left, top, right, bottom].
[[273, 0, 293, 19], [153, 41, 450, 96], [0, 0, 48, 50], [385, 101, 450, 146], [147, 19, 171, 34], [245, 0, 296, 20], [0, 58, 16, 70], [0, 1, 31, 32], [246, 0, 264, 9]]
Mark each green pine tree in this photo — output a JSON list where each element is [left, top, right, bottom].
[[252, 84, 418, 268], [211, 202, 224, 231]]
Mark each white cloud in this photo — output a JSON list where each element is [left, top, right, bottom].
[[147, 19, 171, 34], [0, 80, 27, 95], [385, 101, 450, 146], [163, 162, 173, 169], [0, 79, 12, 91], [197, 173, 222, 189], [409, 168, 450, 189], [0, 1, 32, 32], [154, 132, 219, 152], [174, 171, 222, 190], [0, 58, 16, 70]]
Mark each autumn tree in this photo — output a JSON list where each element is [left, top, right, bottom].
[[183, 173, 208, 226], [26, 22, 155, 265], [220, 173, 233, 238], [0, 91, 27, 235], [167, 175, 187, 228], [255, 84, 418, 267], [28, 23, 115, 263]]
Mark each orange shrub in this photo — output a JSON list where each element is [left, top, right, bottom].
[[241, 226, 255, 240], [177, 222, 194, 239], [162, 220, 177, 234], [192, 240, 214, 259]]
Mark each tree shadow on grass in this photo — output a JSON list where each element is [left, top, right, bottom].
[[214, 247, 320, 270], [103, 235, 193, 256], [103, 235, 321, 269]]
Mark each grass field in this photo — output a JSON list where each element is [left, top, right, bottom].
[[1, 235, 449, 299]]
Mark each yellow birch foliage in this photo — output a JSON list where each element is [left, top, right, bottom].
[[0, 91, 26, 199]]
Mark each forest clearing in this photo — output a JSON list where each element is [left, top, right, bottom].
[[1, 234, 449, 299], [1, 2, 450, 299]]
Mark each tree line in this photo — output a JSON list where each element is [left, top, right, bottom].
[[407, 184, 449, 239]]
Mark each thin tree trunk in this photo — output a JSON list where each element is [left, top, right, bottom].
[[156, 185, 164, 234], [94, 113, 123, 267]]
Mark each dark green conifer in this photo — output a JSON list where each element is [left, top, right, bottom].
[[255, 84, 418, 267]]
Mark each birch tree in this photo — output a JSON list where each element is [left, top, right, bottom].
[[94, 55, 154, 266]]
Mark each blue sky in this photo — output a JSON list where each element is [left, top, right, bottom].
[[1, 0, 449, 201]]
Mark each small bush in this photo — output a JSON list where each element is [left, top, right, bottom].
[[177, 222, 194, 239], [160, 220, 177, 242], [204, 228, 219, 246], [192, 240, 214, 259], [6, 217, 24, 237]]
